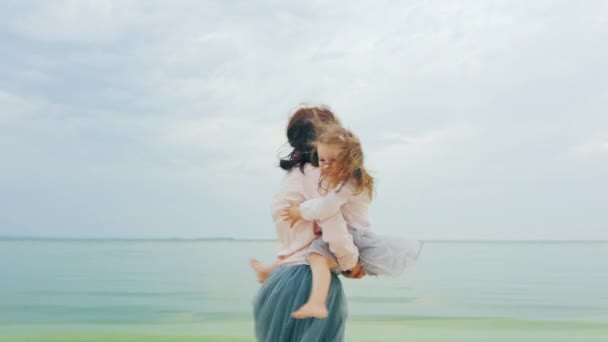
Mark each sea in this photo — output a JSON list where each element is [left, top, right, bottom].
[[1, 238, 607, 341]]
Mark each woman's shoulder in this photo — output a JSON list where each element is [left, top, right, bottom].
[[302, 163, 320, 176], [280, 164, 320, 183], [286, 163, 320, 178]]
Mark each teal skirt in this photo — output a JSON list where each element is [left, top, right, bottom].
[[253, 264, 347, 342]]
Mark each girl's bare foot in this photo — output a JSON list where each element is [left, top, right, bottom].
[[291, 302, 328, 319], [249, 259, 271, 284]]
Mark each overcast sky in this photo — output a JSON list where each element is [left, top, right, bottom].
[[1, 1, 606, 240]]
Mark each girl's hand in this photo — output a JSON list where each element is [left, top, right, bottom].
[[281, 200, 302, 228]]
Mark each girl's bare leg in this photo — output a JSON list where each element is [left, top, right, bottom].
[[292, 253, 337, 319]]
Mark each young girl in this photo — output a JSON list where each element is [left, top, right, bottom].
[[253, 125, 423, 320]]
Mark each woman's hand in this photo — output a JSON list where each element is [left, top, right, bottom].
[[342, 261, 366, 279], [281, 200, 302, 227]]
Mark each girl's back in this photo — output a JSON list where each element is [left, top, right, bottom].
[[339, 184, 371, 231]]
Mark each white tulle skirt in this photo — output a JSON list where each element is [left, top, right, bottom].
[[308, 227, 423, 276]]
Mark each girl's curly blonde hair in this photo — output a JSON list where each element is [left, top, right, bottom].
[[314, 125, 374, 198]]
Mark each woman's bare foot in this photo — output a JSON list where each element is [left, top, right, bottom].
[[249, 259, 271, 284], [291, 302, 328, 319]]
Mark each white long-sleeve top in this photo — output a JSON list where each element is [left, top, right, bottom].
[[300, 182, 371, 231], [272, 164, 359, 271]]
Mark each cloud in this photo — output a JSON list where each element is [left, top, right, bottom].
[[160, 116, 286, 173], [368, 125, 485, 172], [2, 1, 152, 44], [0, 1, 607, 239], [569, 136, 608, 155]]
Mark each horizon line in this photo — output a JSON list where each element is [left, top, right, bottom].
[[1, 236, 607, 243]]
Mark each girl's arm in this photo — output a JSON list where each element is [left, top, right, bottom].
[[284, 166, 358, 271], [299, 187, 351, 221]]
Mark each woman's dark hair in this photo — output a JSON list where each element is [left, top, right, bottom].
[[279, 106, 340, 172]]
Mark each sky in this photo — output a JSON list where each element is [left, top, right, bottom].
[[0, 1, 606, 240]]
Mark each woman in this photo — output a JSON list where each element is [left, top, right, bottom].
[[252, 107, 365, 342]]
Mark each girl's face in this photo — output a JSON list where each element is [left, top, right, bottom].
[[317, 143, 341, 172]]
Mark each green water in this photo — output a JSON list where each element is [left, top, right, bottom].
[[1, 239, 607, 341]]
